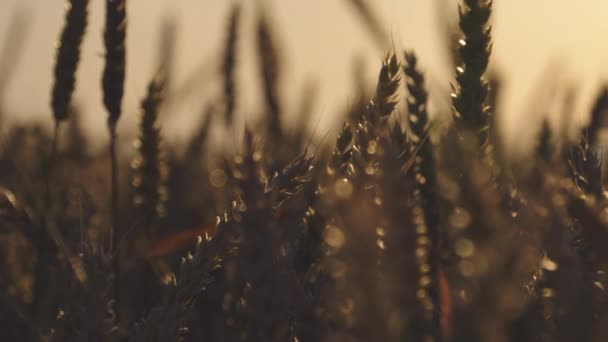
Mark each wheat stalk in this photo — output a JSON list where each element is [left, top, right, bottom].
[[37, 0, 89, 324], [102, 0, 126, 246], [101, 0, 126, 325], [404, 50, 441, 340]]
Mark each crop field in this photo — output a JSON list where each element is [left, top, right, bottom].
[[1, 1, 608, 341]]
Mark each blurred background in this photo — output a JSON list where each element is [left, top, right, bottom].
[[1, 0, 608, 155]]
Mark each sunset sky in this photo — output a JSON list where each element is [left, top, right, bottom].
[[1, 0, 608, 153]]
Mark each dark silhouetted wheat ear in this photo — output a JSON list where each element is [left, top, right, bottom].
[[51, 0, 89, 123], [372, 52, 401, 127], [132, 75, 167, 237], [404, 52, 429, 144], [222, 4, 241, 127], [102, 0, 126, 127], [451, 0, 492, 146], [404, 50, 442, 341]]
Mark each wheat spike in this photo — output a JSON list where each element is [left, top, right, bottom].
[[51, 0, 89, 122]]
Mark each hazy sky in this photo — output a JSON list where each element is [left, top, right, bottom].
[[2, 0, 608, 152]]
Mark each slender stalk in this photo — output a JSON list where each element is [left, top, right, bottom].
[[32, 123, 60, 320], [35, 125, 88, 323], [404, 50, 441, 341], [102, 0, 127, 324], [45, 122, 60, 210], [109, 123, 119, 251], [35, 0, 89, 322]]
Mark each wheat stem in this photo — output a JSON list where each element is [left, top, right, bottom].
[[404, 50, 441, 341], [102, 0, 127, 325]]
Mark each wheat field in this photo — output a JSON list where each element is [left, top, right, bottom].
[[2, 1, 608, 341]]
